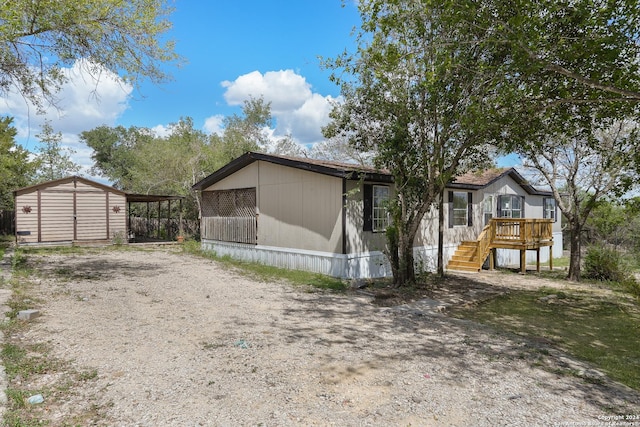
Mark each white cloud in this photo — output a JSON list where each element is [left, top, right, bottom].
[[0, 59, 132, 179], [0, 60, 132, 136], [221, 70, 336, 145], [203, 115, 224, 136], [150, 124, 172, 138], [222, 70, 312, 113]]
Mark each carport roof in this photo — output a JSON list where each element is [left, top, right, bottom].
[[126, 194, 185, 203]]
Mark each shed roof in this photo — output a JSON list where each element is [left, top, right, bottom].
[[14, 176, 185, 202], [13, 175, 127, 196]]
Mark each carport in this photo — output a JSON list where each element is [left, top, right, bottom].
[[126, 194, 185, 242]]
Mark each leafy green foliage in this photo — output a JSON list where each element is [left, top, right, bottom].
[[583, 245, 636, 286], [325, 0, 640, 285], [588, 198, 640, 253], [34, 120, 81, 182], [82, 98, 274, 222], [324, 0, 511, 284], [0, 0, 179, 109], [0, 117, 39, 210]]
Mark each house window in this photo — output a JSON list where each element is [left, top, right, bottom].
[[482, 195, 494, 226], [544, 197, 557, 222], [498, 194, 524, 218], [448, 191, 473, 228], [363, 184, 390, 232]]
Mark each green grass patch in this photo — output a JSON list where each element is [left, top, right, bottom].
[[451, 287, 640, 390], [181, 240, 347, 292], [548, 255, 570, 268]]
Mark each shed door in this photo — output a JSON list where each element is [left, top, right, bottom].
[[40, 191, 74, 242], [76, 190, 108, 240]]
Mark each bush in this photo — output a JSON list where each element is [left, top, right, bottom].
[[583, 245, 631, 283]]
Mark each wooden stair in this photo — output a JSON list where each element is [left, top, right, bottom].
[[447, 218, 555, 273], [447, 241, 483, 272]]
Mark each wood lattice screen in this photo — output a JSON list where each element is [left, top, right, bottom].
[[201, 188, 256, 218], [201, 188, 257, 244]]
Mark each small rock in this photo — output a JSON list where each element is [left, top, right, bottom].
[[17, 309, 40, 320], [537, 294, 557, 303], [27, 394, 44, 405]]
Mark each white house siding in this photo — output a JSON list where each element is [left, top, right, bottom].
[[344, 180, 388, 254]]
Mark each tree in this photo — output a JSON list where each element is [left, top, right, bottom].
[[213, 96, 273, 159], [81, 125, 155, 189], [520, 120, 640, 281], [129, 117, 217, 218], [310, 136, 374, 167], [325, 0, 640, 285], [35, 120, 81, 181], [269, 134, 309, 158], [0, 0, 179, 109], [324, 1, 505, 285], [0, 116, 39, 209]]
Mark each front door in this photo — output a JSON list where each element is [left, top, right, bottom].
[[482, 194, 494, 226]]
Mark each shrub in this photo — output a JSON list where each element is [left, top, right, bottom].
[[583, 245, 631, 283]]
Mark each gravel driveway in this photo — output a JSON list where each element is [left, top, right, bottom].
[[5, 247, 640, 426]]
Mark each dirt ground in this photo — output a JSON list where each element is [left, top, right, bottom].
[[4, 246, 640, 426]]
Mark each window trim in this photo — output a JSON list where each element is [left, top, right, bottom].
[[363, 184, 390, 233], [543, 197, 557, 222], [372, 185, 390, 232], [448, 191, 473, 228], [498, 194, 525, 219]]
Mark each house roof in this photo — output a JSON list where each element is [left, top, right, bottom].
[[449, 168, 551, 195], [192, 151, 394, 191], [192, 152, 552, 196]]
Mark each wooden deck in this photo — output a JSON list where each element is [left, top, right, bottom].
[[447, 218, 554, 273]]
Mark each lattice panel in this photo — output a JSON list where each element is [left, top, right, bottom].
[[201, 188, 256, 218]]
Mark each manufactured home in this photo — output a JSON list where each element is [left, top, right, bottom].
[[192, 152, 562, 279]]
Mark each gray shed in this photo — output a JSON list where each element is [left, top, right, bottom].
[[14, 176, 127, 245]]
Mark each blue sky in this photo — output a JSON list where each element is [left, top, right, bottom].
[[0, 0, 517, 178]]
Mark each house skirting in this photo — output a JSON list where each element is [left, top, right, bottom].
[[201, 232, 563, 279], [201, 240, 460, 279]]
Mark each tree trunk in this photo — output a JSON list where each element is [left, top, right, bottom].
[[567, 223, 582, 281], [387, 226, 400, 285], [396, 235, 415, 286], [388, 221, 417, 287]]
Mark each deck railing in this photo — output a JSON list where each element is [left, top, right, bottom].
[[490, 218, 553, 245], [202, 216, 257, 244]]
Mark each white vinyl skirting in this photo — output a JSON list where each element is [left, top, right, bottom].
[[201, 232, 563, 279]]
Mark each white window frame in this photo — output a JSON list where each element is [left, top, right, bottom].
[[482, 194, 494, 226], [452, 191, 469, 227], [544, 197, 557, 222], [500, 194, 523, 218], [372, 185, 390, 232]]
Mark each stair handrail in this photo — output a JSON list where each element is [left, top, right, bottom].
[[475, 223, 492, 268]]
